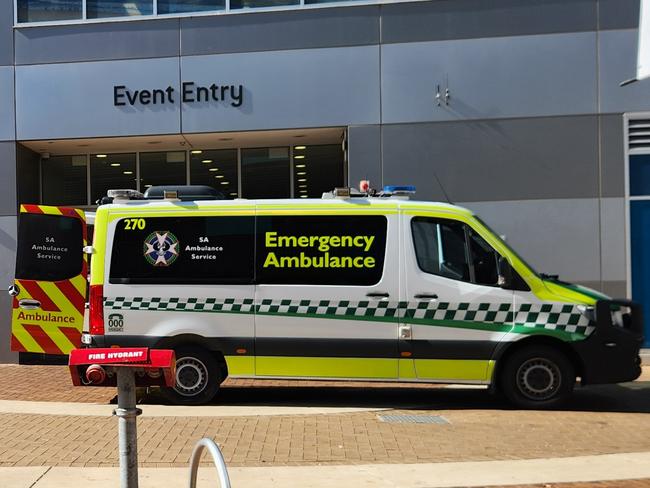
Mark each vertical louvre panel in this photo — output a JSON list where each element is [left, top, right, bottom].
[[628, 119, 650, 151]]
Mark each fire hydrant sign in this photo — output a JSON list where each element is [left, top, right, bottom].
[[71, 347, 149, 364]]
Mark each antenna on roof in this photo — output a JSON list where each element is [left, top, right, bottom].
[[433, 171, 453, 204]]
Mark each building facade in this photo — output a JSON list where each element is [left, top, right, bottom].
[[1, 0, 648, 362]]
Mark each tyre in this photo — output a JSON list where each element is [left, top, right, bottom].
[[161, 347, 222, 405], [500, 344, 575, 409]]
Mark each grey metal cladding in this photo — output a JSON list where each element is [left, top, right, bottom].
[[600, 114, 625, 198], [180, 46, 380, 133], [600, 198, 626, 283], [15, 19, 180, 65], [347, 125, 382, 189], [598, 0, 639, 31], [0, 293, 18, 364], [0, 67, 15, 142], [0, 143, 16, 217], [599, 29, 650, 114], [380, 0, 596, 44], [381, 32, 597, 124], [381, 116, 599, 202], [16, 58, 181, 140], [460, 199, 601, 284], [181, 6, 379, 56], [0, 1, 13, 66]]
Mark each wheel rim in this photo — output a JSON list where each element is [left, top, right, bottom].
[[174, 356, 208, 397], [516, 357, 561, 401]]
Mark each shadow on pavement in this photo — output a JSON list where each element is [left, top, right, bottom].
[[142, 380, 650, 414]]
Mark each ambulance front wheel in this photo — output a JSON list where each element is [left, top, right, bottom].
[[162, 347, 222, 405], [500, 345, 575, 409]]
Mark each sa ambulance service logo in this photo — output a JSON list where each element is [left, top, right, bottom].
[[144, 231, 180, 267]]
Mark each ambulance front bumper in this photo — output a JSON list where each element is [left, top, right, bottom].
[[572, 299, 644, 385]]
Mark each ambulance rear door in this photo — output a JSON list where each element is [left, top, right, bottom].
[[10, 205, 88, 355]]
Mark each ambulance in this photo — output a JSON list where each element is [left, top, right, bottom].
[[9, 185, 644, 408]]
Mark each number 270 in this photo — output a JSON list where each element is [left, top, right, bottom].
[[124, 218, 146, 230]]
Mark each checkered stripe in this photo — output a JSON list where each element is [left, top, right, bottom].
[[105, 297, 255, 313], [255, 299, 402, 319], [514, 303, 594, 335], [104, 297, 594, 335]]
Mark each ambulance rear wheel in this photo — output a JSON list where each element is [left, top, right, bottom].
[[162, 347, 221, 405], [500, 345, 575, 409]]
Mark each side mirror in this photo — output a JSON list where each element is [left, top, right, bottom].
[[497, 257, 513, 289]]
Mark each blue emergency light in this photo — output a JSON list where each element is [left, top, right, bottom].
[[383, 185, 416, 193]]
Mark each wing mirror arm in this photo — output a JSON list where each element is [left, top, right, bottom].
[[497, 257, 513, 289]]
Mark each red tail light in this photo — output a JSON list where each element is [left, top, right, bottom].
[[89, 284, 104, 335]]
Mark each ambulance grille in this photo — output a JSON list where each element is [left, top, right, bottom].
[[628, 119, 650, 150], [377, 414, 450, 425]]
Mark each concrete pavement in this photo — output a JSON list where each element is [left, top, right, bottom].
[[4, 452, 650, 488], [1, 365, 650, 487]]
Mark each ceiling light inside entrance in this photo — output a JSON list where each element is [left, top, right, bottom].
[[294, 146, 306, 150], [294, 155, 305, 160], [220, 181, 229, 185], [123, 171, 133, 175], [96, 154, 107, 158], [215, 175, 224, 178], [191, 150, 202, 154], [110, 163, 121, 167], [209, 168, 219, 172], [202, 159, 213, 164], [295, 164, 306, 168]]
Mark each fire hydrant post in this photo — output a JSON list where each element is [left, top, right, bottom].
[[114, 368, 142, 488], [68, 348, 176, 488]]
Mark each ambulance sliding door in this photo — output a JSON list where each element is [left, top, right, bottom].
[[254, 208, 400, 379], [400, 213, 514, 382], [11, 205, 88, 355]]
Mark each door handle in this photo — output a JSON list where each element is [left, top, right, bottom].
[[366, 292, 390, 299], [18, 299, 41, 310], [414, 293, 438, 300]]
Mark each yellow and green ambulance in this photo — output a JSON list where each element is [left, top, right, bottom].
[[10, 186, 644, 408]]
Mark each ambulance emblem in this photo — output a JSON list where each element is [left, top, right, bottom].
[[143, 231, 179, 267]]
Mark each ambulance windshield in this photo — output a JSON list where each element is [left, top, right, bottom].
[[474, 216, 540, 279]]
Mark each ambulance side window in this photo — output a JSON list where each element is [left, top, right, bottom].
[[411, 217, 470, 282], [468, 228, 499, 286], [255, 215, 387, 286], [109, 216, 255, 285]]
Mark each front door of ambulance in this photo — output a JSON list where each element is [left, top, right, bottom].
[[400, 214, 514, 382], [254, 209, 400, 379]]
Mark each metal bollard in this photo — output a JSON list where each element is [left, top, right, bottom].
[[114, 368, 143, 488]]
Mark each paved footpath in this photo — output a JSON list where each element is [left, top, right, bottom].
[[0, 365, 649, 487]]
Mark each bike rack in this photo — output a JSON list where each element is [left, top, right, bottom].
[[188, 438, 232, 488]]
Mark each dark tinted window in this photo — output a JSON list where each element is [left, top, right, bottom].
[[109, 216, 254, 284], [468, 229, 499, 286], [16, 214, 83, 281], [41, 156, 88, 206], [256, 215, 386, 285], [411, 217, 470, 282], [241, 148, 290, 199]]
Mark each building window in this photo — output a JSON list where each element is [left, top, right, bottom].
[[41, 155, 88, 206], [17, 0, 82, 22], [90, 153, 137, 205], [86, 0, 153, 18], [189, 149, 238, 198], [241, 147, 290, 199], [139, 151, 187, 190], [293, 144, 344, 199], [157, 0, 224, 14], [230, 0, 299, 8]]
